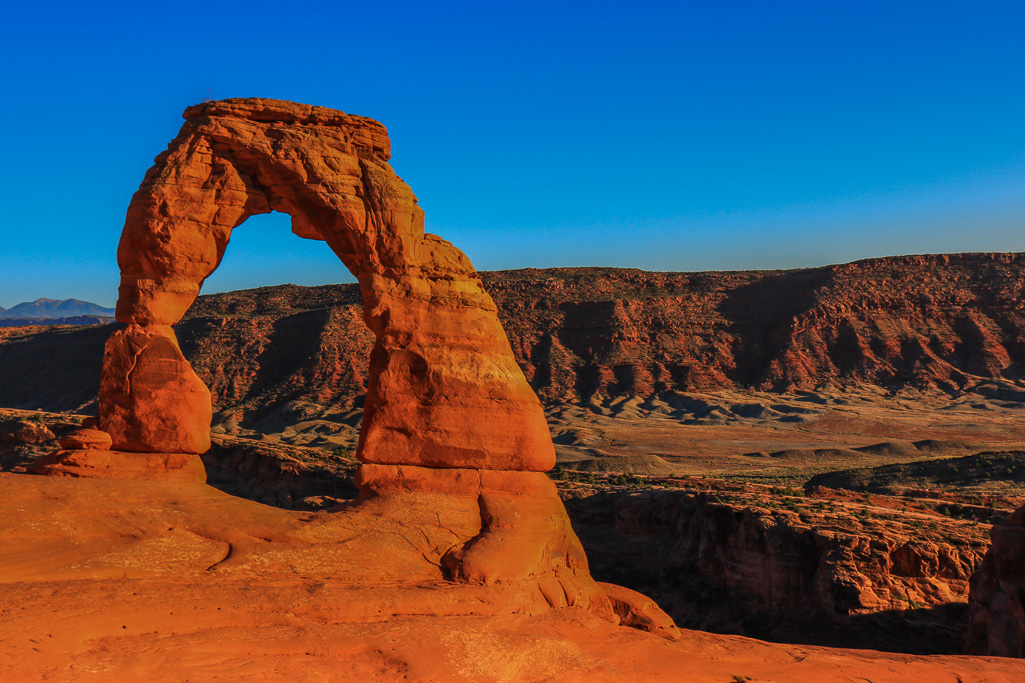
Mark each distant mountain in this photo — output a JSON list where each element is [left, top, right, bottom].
[[0, 315, 114, 328], [0, 298, 115, 321]]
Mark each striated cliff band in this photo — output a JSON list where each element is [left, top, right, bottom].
[[5, 253, 1025, 420]]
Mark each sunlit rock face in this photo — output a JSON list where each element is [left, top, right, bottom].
[[100, 98, 554, 472]]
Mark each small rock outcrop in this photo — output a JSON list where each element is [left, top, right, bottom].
[[56, 428, 113, 450], [0, 420, 54, 444], [966, 505, 1025, 656]]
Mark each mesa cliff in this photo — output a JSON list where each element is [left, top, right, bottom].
[[4, 254, 1025, 420]]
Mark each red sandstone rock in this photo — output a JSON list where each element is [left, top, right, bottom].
[[599, 581, 682, 640], [355, 463, 609, 611], [564, 486, 985, 652], [99, 325, 211, 454], [27, 449, 206, 482], [173, 253, 1025, 412], [10, 255, 1025, 418], [967, 505, 1025, 656], [100, 97, 553, 472], [57, 428, 113, 450], [3, 474, 1022, 681], [81, 98, 606, 605], [0, 420, 54, 444]]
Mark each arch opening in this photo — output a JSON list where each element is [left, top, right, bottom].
[[200, 211, 356, 296]]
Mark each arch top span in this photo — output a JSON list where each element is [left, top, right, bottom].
[[100, 98, 555, 474], [182, 98, 393, 162], [116, 97, 419, 327]]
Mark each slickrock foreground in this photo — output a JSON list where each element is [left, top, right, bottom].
[[2, 474, 1024, 681]]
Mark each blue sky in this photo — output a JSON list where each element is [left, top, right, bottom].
[[2, 1, 1023, 308]]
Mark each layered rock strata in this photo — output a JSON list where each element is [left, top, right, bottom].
[[8, 254, 1025, 419], [562, 486, 985, 653]]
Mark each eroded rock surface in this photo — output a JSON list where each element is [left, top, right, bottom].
[[0, 418, 54, 445], [3, 472, 1024, 680], [9, 255, 1025, 422], [562, 484, 987, 654]]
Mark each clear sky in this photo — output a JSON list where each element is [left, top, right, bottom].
[[2, 1, 1024, 308]]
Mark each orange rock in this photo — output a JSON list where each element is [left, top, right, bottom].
[[100, 98, 552, 472], [99, 325, 211, 454], [56, 428, 113, 450], [599, 581, 682, 640], [442, 470, 592, 585], [357, 463, 610, 615], [4, 474, 1023, 681], [27, 449, 206, 482], [0, 420, 54, 444], [79, 98, 597, 614]]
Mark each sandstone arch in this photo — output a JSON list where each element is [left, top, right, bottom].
[[39, 98, 612, 598], [98, 98, 553, 474]]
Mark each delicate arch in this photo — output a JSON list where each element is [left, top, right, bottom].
[[98, 98, 554, 473], [66, 99, 632, 610]]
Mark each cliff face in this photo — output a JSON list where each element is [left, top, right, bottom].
[[489, 253, 1025, 400], [178, 284, 373, 422], [3, 253, 1025, 418], [561, 485, 986, 654]]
